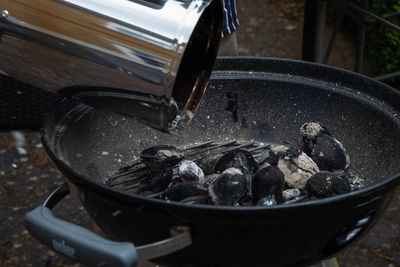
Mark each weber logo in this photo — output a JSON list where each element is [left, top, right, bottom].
[[52, 239, 76, 259]]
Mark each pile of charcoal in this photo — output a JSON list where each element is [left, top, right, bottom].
[[106, 121, 363, 206]]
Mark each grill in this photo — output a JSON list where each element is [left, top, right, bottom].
[[24, 58, 400, 267]]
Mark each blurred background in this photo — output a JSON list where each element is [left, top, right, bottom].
[[238, 0, 400, 90]]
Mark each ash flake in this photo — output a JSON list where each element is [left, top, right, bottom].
[[13, 243, 22, 249], [112, 210, 122, 217], [101, 151, 109, 156], [16, 147, 27, 155], [20, 157, 29, 162]]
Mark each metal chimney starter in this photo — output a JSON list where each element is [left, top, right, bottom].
[[0, 0, 222, 130]]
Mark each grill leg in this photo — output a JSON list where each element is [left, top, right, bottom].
[[302, 0, 327, 63], [354, 0, 369, 73]]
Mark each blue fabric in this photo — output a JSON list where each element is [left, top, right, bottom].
[[220, 0, 239, 38]]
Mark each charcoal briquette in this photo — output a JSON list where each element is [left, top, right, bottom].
[[214, 149, 258, 174], [209, 167, 248, 206], [164, 181, 208, 202], [141, 145, 184, 168], [306, 171, 351, 198], [136, 169, 173, 194], [253, 163, 285, 204], [196, 153, 224, 175], [300, 121, 350, 172]]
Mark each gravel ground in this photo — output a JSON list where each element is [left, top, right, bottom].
[[1, 1, 399, 266]]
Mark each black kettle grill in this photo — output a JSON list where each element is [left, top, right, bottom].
[[23, 57, 400, 266]]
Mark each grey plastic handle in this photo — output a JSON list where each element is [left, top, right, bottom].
[[25, 206, 138, 267], [24, 183, 192, 267], [24, 184, 138, 267]]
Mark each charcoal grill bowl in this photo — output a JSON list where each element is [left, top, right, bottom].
[[40, 57, 400, 266]]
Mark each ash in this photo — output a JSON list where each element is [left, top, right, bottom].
[[105, 121, 365, 206]]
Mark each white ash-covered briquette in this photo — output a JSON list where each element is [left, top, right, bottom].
[[300, 121, 350, 172], [306, 171, 351, 198], [270, 143, 320, 190], [178, 160, 205, 183], [300, 121, 328, 139], [282, 188, 301, 202], [252, 163, 285, 204], [163, 181, 208, 202], [278, 152, 320, 189], [140, 145, 184, 168], [208, 167, 248, 206]]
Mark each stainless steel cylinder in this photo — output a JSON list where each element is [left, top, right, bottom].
[[0, 0, 222, 130]]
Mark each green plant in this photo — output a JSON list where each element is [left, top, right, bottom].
[[366, 0, 400, 89]]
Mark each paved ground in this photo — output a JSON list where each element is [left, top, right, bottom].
[[1, 0, 399, 266]]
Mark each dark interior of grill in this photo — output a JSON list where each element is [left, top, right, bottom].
[[48, 76, 400, 197]]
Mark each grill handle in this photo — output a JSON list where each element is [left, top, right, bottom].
[[24, 183, 192, 266], [24, 183, 138, 267]]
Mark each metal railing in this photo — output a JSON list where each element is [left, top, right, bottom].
[[302, 0, 400, 82]]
